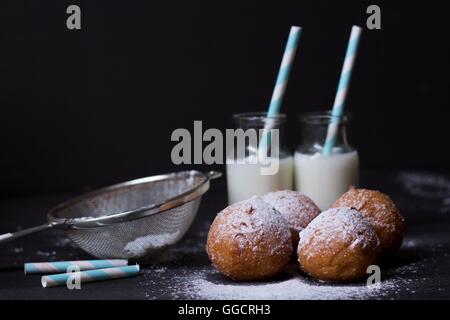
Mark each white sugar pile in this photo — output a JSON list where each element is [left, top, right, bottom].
[[173, 267, 410, 300], [140, 258, 416, 300], [123, 231, 180, 258]]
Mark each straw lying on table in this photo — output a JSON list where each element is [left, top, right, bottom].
[[41, 265, 140, 288], [23, 259, 140, 288], [24, 259, 128, 274], [322, 25, 362, 156]]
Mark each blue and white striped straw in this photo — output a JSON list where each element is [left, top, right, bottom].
[[322, 26, 362, 156], [258, 26, 301, 156], [25, 259, 128, 274], [267, 26, 302, 117], [41, 264, 140, 288]]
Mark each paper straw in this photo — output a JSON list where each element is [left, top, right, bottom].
[[322, 26, 362, 156], [267, 26, 302, 117], [41, 265, 140, 288], [25, 259, 128, 275], [258, 26, 301, 157]]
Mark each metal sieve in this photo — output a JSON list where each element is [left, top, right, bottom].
[[0, 170, 221, 259]]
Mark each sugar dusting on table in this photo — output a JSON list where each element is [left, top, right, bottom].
[[140, 263, 417, 300], [396, 172, 450, 213], [396, 172, 450, 198], [184, 273, 410, 300], [139, 231, 431, 300]]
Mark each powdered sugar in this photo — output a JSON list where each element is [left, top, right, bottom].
[[331, 188, 405, 253], [397, 172, 450, 199], [144, 264, 413, 300], [138, 245, 438, 300], [211, 196, 291, 252], [137, 216, 440, 300], [298, 207, 379, 259], [185, 274, 402, 300], [333, 188, 402, 232], [261, 190, 321, 232], [123, 231, 181, 258], [396, 172, 450, 213]]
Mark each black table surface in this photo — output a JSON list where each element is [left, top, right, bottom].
[[1, 171, 450, 300]]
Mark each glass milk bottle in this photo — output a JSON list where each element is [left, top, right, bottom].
[[294, 112, 359, 210], [226, 112, 293, 204]]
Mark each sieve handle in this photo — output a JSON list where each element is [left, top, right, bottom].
[[0, 222, 62, 244], [206, 171, 222, 180]]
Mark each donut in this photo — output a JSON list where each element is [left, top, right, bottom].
[[298, 207, 381, 282], [332, 188, 405, 253], [261, 190, 321, 247], [206, 197, 293, 281]]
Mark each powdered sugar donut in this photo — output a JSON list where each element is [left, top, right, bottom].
[[298, 207, 381, 282], [207, 197, 293, 281], [332, 188, 405, 253], [261, 190, 321, 247]]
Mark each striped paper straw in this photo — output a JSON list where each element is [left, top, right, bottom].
[[258, 26, 301, 156], [322, 26, 362, 156], [41, 265, 140, 288], [267, 26, 302, 117], [25, 259, 128, 275]]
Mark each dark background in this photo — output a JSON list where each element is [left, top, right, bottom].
[[0, 0, 448, 195]]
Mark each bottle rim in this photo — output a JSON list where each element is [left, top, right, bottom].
[[299, 111, 351, 125], [232, 112, 287, 125]]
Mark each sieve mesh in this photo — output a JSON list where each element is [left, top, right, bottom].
[[66, 199, 200, 259], [50, 172, 207, 259]]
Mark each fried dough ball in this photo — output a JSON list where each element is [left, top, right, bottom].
[[261, 190, 321, 247], [298, 207, 381, 282], [206, 197, 293, 281], [332, 188, 405, 253]]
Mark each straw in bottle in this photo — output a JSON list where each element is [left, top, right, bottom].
[[259, 26, 301, 156], [322, 25, 362, 156]]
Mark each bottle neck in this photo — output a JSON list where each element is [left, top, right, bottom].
[[231, 112, 290, 158], [297, 113, 354, 154]]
